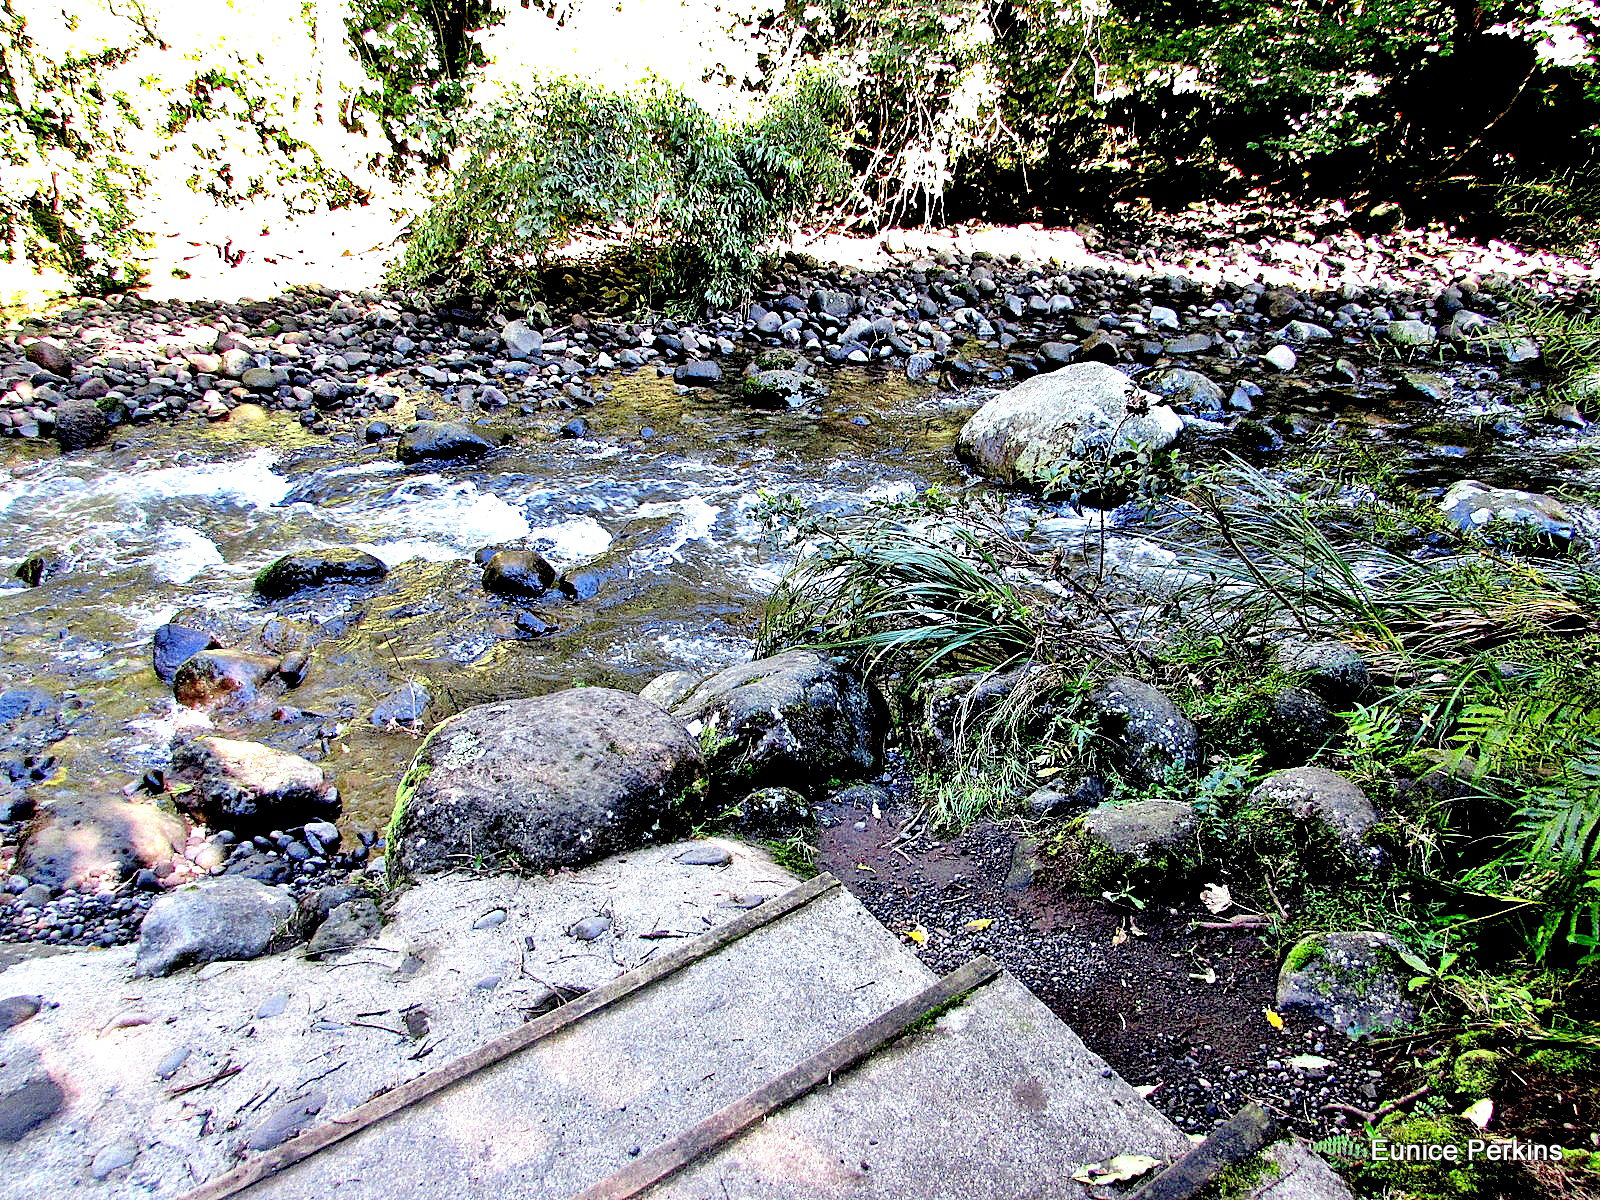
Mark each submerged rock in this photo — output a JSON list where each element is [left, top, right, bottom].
[[169, 735, 339, 834], [670, 650, 879, 794], [390, 688, 705, 877], [13, 550, 70, 588], [1277, 931, 1418, 1038], [172, 650, 280, 712], [955, 363, 1182, 494], [254, 548, 389, 599], [136, 877, 298, 977]]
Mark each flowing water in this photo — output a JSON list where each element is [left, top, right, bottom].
[[2, 352, 1593, 836], [0, 368, 991, 831]]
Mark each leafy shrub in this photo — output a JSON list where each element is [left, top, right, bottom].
[[390, 74, 847, 309]]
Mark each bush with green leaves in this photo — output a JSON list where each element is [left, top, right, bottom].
[[390, 74, 847, 310]]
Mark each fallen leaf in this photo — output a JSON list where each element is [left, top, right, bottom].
[[854, 863, 875, 873], [905, 924, 928, 946], [1264, 1008, 1285, 1030], [1111, 926, 1129, 946], [1071, 1154, 1163, 1185], [1288, 1054, 1334, 1071], [1134, 1084, 1161, 1099], [1463, 1098, 1493, 1130], [965, 918, 994, 932], [1199, 883, 1233, 914], [1129, 919, 1147, 937], [1188, 967, 1218, 985]]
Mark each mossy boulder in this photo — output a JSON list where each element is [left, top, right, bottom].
[[1277, 931, 1418, 1038], [740, 369, 825, 408], [1049, 799, 1196, 894], [1348, 1113, 1516, 1199], [1244, 767, 1377, 849], [1452, 1048, 1505, 1096], [671, 650, 879, 796], [1089, 676, 1200, 787]]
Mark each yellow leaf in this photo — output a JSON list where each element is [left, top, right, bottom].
[[1071, 1154, 1162, 1185], [906, 924, 929, 946], [965, 918, 994, 932], [1036, 766, 1062, 778], [1111, 926, 1129, 946], [1463, 1098, 1493, 1130], [854, 863, 874, 872], [1264, 1008, 1285, 1030]]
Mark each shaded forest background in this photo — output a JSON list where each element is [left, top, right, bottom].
[[4, 0, 1599, 300]]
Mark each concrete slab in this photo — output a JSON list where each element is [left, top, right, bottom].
[[0, 837, 1200, 1200]]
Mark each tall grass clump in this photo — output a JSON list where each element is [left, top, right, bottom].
[[390, 74, 848, 310]]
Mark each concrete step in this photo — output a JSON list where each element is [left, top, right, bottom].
[[0, 839, 1349, 1200]]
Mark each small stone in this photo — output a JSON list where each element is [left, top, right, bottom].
[[90, 1141, 139, 1180], [482, 550, 557, 598], [675, 845, 732, 867], [255, 992, 289, 1019], [570, 915, 611, 941], [472, 909, 507, 930], [0, 995, 41, 1031], [245, 1091, 326, 1153], [153, 1046, 191, 1080], [1263, 345, 1297, 372], [0, 1076, 65, 1143], [1385, 320, 1437, 347]]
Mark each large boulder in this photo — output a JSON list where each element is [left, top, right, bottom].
[[254, 548, 389, 599], [955, 363, 1182, 493], [397, 421, 495, 464], [1277, 931, 1419, 1038], [389, 688, 705, 877], [670, 650, 879, 793], [169, 735, 339, 834], [1050, 799, 1196, 894], [481, 549, 556, 598], [1245, 766, 1377, 847], [1440, 480, 1573, 541], [52, 398, 110, 452], [14, 795, 185, 889], [135, 877, 299, 977], [1089, 676, 1200, 787]]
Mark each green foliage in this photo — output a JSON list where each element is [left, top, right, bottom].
[[391, 73, 847, 309], [344, 0, 503, 175], [1494, 162, 1600, 253]]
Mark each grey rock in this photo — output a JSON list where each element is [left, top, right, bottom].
[[1440, 479, 1573, 540], [1274, 641, 1372, 705], [23, 340, 69, 375], [153, 1046, 191, 1080], [501, 320, 543, 357], [638, 671, 703, 711], [472, 909, 506, 930], [1139, 367, 1225, 414], [671, 650, 879, 794], [16, 798, 185, 889], [0, 995, 41, 1031], [725, 787, 810, 831], [1082, 799, 1197, 857], [956, 363, 1181, 494], [905, 353, 937, 382], [1089, 677, 1200, 787], [1385, 320, 1437, 347], [391, 688, 705, 877], [1247, 767, 1377, 846], [240, 367, 279, 391], [246, 1091, 325, 1152], [372, 683, 431, 728], [255, 992, 289, 1019], [306, 898, 381, 958], [673, 360, 723, 387], [398, 421, 494, 464], [255, 548, 388, 599], [1262, 687, 1340, 766], [169, 735, 338, 834], [0, 1076, 64, 1143], [152, 623, 221, 685], [1277, 932, 1418, 1038], [676, 844, 734, 866], [1397, 372, 1450, 402], [90, 1140, 140, 1180], [1263, 345, 1297, 372], [136, 877, 298, 977]]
